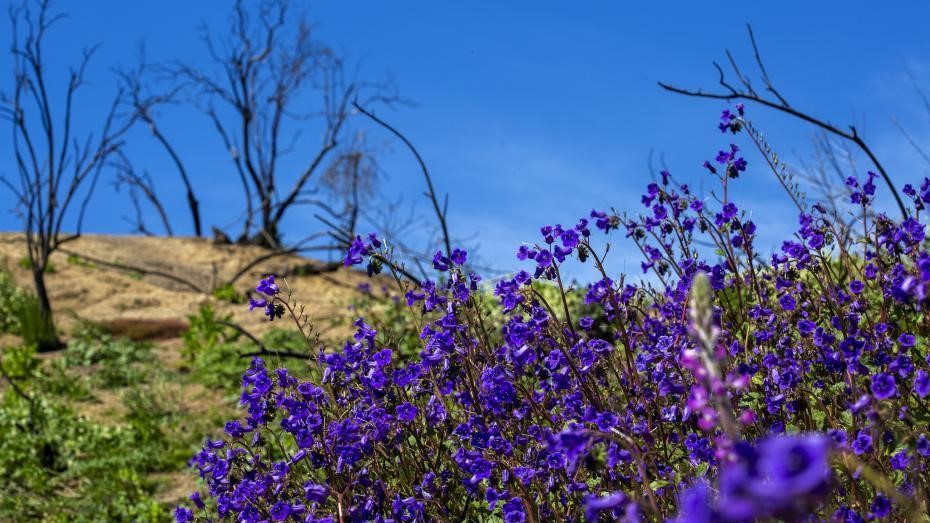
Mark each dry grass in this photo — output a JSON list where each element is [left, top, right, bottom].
[[0, 233, 373, 341]]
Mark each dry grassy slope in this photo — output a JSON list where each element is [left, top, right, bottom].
[[0, 233, 374, 340]]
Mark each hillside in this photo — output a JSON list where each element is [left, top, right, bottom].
[[0, 233, 375, 342]]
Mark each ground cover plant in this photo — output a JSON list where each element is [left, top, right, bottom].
[[173, 107, 930, 522], [0, 272, 323, 521]]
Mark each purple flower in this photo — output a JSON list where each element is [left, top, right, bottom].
[[891, 450, 910, 471], [255, 275, 279, 296], [917, 435, 930, 457], [583, 491, 627, 522], [396, 402, 418, 422], [560, 229, 579, 248], [304, 482, 330, 503], [914, 370, 930, 398], [432, 251, 451, 271], [451, 248, 468, 265], [270, 501, 290, 521], [675, 481, 713, 523], [852, 431, 873, 455], [535, 249, 552, 267], [248, 297, 267, 311], [898, 333, 916, 347], [849, 280, 864, 294], [871, 373, 897, 400], [870, 494, 891, 518], [174, 506, 194, 523], [713, 435, 831, 521], [752, 435, 831, 501]]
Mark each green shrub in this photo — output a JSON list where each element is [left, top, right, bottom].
[[211, 282, 244, 304], [0, 350, 171, 522], [261, 327, 308, 353], [16, 292, 60, 351], [63, 334, 155, 389], [66, 254, 96, 269], [181, 304, 233, 360], [17, 256, 55, 273], [0, 270, 27, 334], [185, 340, 246, 392]]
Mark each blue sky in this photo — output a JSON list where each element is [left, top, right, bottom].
[[2, 1, 930, 279]]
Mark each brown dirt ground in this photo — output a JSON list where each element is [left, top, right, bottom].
[[0, 233, 374, 340]]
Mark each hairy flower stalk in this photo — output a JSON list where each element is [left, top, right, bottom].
[[686, 272, 741, 442]]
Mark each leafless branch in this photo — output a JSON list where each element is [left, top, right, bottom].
[[352, 101, 452, 258], [658, 23, 908, 218]]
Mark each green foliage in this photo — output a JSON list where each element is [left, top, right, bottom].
[[182, 304, 234, 359], [16, 292, 60, 351], [0, 269, 27, 334], [186, 340, 248, 391], [17, 256, 55, 273], [66, 253, 96, 269], [180, 304, 251, 391], [0, 348, 171, 522], [261, 327, 308, 353], [63, 334, 155, 389], [212, 282, 245, 304], [0, 268, 60, 350]]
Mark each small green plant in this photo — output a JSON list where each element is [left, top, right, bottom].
[[63, 334, 155, 389], [66, 254, 96, 269], [182, 304, 236, 361], [211, 282, 244, 304], [0, 270, 27, 334], [186, 340, 249, 391], [16, 293, 60, 351], [17, 256, 55, 273], [261, 327, 307, 353]]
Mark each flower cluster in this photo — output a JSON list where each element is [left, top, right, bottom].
[[177, 107, 930, 522], [249, 275, 284, 321]]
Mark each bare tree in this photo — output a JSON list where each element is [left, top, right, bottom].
[[658, 24, 908, 219], [0, 0, 132, 350], [166, 0, 397, 248], [110, 150, 174, 236], [118, 58, 203, 237]]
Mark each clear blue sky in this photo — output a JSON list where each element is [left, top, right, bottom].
[[2, 1, 930, 279]]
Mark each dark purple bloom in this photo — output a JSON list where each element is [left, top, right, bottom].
[[852, 431, 873, 455], [535, 249, 552, 267], [849, 280, 864, 294], [891, 450, 910, 471], [248, 297, 267, 311], [304, 482, 330, 503], [870, 494, 891, 518], [674, 482, 713, 523], [752, 435, 831, 501], [255, 275, 279, 296], [583, 491, 627, 522], [451, 248, 468, 265], [432, 251, 451, 271], [914, 370, 930, 398], [174, 506, 194, 523], [270, 502, 290, 521], [871, 373, 897, 400], [396, 402, 418, 422]]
